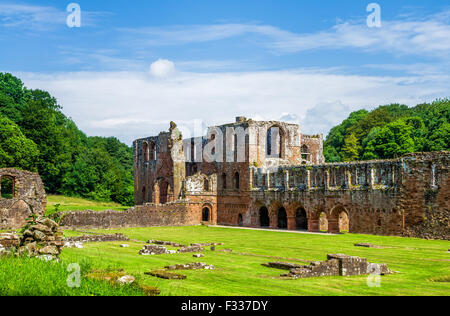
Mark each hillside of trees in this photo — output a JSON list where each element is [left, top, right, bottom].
[[0, 73, 134, 206], [323, 100, 450, 162]]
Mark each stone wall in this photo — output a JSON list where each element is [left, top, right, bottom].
[[0, 168, 46, 230], [59, 201, 205, 229]]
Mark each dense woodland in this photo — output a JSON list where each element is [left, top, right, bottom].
[[0, 73, 134, 205], [0, 73, 449, 205]]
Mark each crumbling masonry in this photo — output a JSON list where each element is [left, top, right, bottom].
[[129, 117, 449, 240]]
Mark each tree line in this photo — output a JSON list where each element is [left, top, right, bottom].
[[0, 73, 134, 205], [324, 100, 450, 162]]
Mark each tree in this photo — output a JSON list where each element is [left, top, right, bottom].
[[341, 134, 360, 161], [0, 115, 39, 170]]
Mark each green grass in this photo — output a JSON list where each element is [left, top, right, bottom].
[[0, 256, 146, 296], [46, 195, 129, 215], [60, 226, 450, 296]]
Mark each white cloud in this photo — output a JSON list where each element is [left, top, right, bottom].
[[15, 68, 450, 145], [120, 10, 450, 58], [149, 59, 176, 78]]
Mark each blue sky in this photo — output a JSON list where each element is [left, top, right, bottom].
[[1, 0, 449, 144]]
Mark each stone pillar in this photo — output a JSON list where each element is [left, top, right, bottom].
[[284, 170, 289, 191], [287, 216, 296, 230], [265, 171, 270, 189], [328, 218, 339, 234], [308, 219, 320, 232], [306, 170, 311, 190], [369, 167, 375, 189], [345, 170, 351, 189], [324, 170, 330, 190]]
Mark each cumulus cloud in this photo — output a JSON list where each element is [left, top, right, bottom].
[[149, 59, 176, 78], [15, 68, 450, 145]]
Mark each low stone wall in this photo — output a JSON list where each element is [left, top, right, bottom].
[[59, 202, 203, 229]]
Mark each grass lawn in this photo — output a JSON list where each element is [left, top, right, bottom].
[[46, 195, 129, 215], [60, 226, 450, 296]]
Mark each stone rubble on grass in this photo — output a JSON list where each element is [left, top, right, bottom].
[[262, 262, 304, 270], [117, 275, 135, 285], [65, 233, 129, 243], [269, 254, 392, 279], [164, 262, 215, 270], [0, 217, 65, 260], [193, 254, 204, 258], [177, 245, 204, 253], [148, 240, 185, 247], [139, 244, 170, 255], [190, 242, 224, 247], [120, 244, 129, 248], [354, 243, 384, 249], [64, 241, 84, 249]]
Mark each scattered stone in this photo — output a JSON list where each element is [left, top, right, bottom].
[[191, 242, 224, 247], [218, 248, 233, 253], [164, 262, 214, 270], [177, 245, 204, 253], [140, 285, 161, 296], [145, 269, 186, 280], [120, 244, 129, 248], [64, 241, 84, 248], [277, 254, 392, 279], [193, 254, 204, 258], [4, 216, 65, 260], [210, 246, 215, 251], [37, 254, 54, 262], [168, 250, 177, 254], [117, 275, 135, 285], [354, 243, 384, 249], [148, 240, 185, 247], [65, 233, 129, 243], [262, 262, 303, 270], [139, 244, 170, 255]]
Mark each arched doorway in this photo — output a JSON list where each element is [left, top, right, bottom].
[[319, 212, 328, 232], [278, 207, 287, 229], [259, 207, 270, 227], [0, 176, 14, 199], [238, 214, 243, 226], [159, 180, 169, 204], [329, 206, 350, 233], [202, 207, 210, 222], [339, 211, 349, 232], [295, 207, 308, 230]]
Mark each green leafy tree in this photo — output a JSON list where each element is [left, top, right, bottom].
[[341, 133, 361, 161], [0, 115, 39, 170]]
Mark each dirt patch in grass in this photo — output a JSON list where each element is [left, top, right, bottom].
[[428, 275, 450, 282]]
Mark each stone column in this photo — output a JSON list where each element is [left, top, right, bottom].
[[328, 218, 340, 234], [308, 219, 320, 232]]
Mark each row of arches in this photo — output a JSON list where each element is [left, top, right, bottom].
[[257, 205, 349, 233]]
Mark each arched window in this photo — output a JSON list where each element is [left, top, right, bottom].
[[0, 176, 15, 199], [204, 179, 210, 191], [149, 141, 156, 160], [143, 142, 150, 162], [301, 144, 310, 162], [222, 173, 227, 189], [234, 172, 240, 190], [267, 126, 283, 158], [211, 134, 216, 156]]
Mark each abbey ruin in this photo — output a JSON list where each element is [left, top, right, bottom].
[[130, 117, 449, 240]]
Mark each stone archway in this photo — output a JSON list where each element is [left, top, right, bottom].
[[238, 214, 243, 227], [329, 205, 350, 233], [159, 180, 169, 204], [278, 207, 287, 229], [295, 207, 308, 230], [319, 212, 328, 232], [259, 206, 270, 227], [202, 207, 210, 222]]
